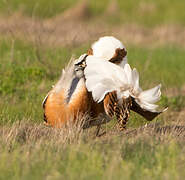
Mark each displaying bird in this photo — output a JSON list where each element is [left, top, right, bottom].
[[43, 36, 166, 130]]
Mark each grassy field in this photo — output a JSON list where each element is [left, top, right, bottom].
[[1, 0, 185, 26], [0, 0, 185, 179]]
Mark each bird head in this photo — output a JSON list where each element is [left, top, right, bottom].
[[74, 54, 87, 78], [87, 36, 127, 67]]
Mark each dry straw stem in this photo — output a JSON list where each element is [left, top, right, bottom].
[[0, 116, 184, 150], [0, 115, 88, 148], [123, 123, 185, 142], [0, 112, 111, 148]]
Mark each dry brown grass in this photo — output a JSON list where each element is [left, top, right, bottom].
[[0, 116, 184, 149], [0, 119, 86, 147], [0, 118, 184, 179], [1, 10, 185, 49]]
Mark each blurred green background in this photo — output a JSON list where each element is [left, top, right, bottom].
[[0, 0, 185, 26]]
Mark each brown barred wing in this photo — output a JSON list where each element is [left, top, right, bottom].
[[103, 91, 132, 130], [103, 91, 118, 117], [116, 97, 132, 130]]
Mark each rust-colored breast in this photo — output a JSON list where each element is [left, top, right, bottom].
[[44, 85, 92, 127], [44, 89, 68, 127], [68, 85, 91, 121]]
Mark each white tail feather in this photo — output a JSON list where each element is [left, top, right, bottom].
[[138, 84, 161, 104]]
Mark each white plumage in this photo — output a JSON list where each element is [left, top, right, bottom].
[[84, 56, 162, 112]]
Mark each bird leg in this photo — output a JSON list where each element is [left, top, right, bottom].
[[95, 124, 101, 137], [82, 114, 112, 129]]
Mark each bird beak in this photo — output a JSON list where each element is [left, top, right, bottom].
[[75, 64, 85, 72]]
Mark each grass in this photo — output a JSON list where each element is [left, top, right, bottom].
[[0, 0, 185, 179], [0, 0, 75, 18], [127, 46, 185, 88], [0, 0, 185, 26], [0, 121, 184, 180]]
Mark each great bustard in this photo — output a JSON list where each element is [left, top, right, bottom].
[[43, 36, 166, 129]]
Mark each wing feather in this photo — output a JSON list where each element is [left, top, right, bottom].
[[84, 56, 128, 102], [84, 56, 165, 114]]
